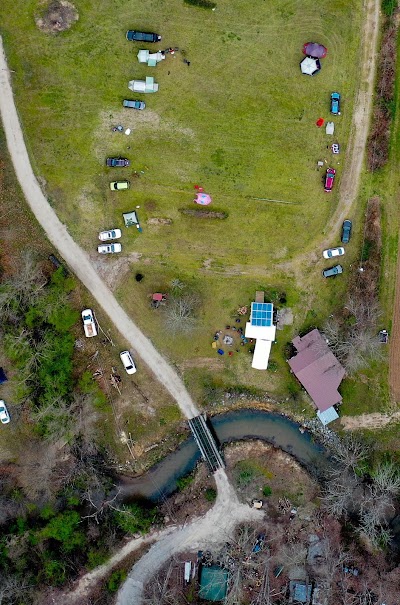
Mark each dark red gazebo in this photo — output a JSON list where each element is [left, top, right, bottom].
[[302, 42, 327, 59]]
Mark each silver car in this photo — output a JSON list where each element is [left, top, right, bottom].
[[97, 243, 122, 254], [0, 400, 10, 424], [99, 229, 122, 241]]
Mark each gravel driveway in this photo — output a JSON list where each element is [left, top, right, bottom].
[[0, 37, 199, 421]]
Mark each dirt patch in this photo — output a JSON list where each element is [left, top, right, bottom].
[[179, 357, 222, 371], [340, 411, 400, 430], [35, 0, 79, 33], [147, 217, 172, 226], [179, 208, 228, 219], [90, 252, 144, 290]]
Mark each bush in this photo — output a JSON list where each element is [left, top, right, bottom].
[[262, 485, 272, 497], [113, 503, 158, 535], [176, 474, 194, 491], [184, 0, 217, 9], [40, 511, 86, 552], [107, 569, 127, 593], [205, 488, 217, 502]]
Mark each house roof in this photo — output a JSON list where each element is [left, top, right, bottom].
[[288, 329, 345, 412]]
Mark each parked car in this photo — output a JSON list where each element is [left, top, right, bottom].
[[126, 30, 161, 42], [0, 400, 10, 424], [120, 350, 137, 374], [324, 168, 336, 192], [341, 219, 352, 244], [81, 309, 98, 338], [110, 180, 130, 191], [323, 247, 345, 259], [330, 92, 341, 115], [123, 99, 146, 110], [106, 157, 130, 167], [97, 243, 122, 254], [322, 264, 343, 278], [99, 229, 122, 241]]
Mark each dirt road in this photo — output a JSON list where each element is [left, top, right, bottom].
[[277, 0, 380, 274], [340, 411, 400, 431], [60, 470, 262, 605], [116, 469, 262, 605], [0, 37, 198, 420]]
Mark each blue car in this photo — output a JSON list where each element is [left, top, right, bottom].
[[330, 92, 341, 115]]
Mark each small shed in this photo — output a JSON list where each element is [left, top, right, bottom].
[[199, 566, 229, 602]]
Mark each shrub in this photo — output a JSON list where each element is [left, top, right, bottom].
[[107, 569, 127, 593], [184, 0, 216, 8], [113, 503, 158, 535], [176, 474, 194, 491], [205, 488, 217, 502], [262, 485, 272, 497]]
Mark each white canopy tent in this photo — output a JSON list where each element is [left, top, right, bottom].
[[137, 49, 165, 66], [300, 56, 321, 76]]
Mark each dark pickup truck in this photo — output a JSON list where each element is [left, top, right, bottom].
[[106, 157, 130, 167], [126, 30, 161, 42]]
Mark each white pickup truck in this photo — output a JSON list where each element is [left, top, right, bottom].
[[81, 309, 97, 338]]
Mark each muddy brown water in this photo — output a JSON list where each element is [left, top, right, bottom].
[[119, 410, 325, 502]]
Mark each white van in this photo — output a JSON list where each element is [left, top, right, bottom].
[[120, 350, 137, 375]]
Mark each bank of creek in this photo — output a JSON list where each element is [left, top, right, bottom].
[[119, 409, 326, 502]]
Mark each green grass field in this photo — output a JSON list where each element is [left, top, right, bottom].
[[1, 0, 364, 398]]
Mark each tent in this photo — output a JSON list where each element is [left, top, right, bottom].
[[300, 56, 321, 76], [194, 192, 212, 205], [128, 76, 159, 93], [326, 121, 334, 135], [302, 42, 327, 58], [137, 49, 165, 66], [123, 211, 142, 231]]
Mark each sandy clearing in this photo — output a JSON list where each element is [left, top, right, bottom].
[[0, 37, 198, 421], [340, 411, 400, 430]]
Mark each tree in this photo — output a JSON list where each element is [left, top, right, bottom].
[[163, 294, 199, 334]]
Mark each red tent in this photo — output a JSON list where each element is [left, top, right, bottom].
[[302, 42, 327, 59]]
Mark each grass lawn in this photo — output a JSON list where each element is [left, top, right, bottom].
[[1, 0, 364, 400]]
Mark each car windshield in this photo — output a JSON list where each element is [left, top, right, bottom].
[[126, 364, 133, 370]]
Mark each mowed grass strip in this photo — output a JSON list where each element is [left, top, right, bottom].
[[1, 0, 362, 266]]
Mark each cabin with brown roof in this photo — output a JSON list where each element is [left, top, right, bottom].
[[288, 329, 345, 425]]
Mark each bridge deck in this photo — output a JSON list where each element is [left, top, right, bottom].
[[189, 415, 224, 472]]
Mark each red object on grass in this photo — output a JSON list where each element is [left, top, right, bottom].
[[228, 351, 233, 357], [316, 118, 324, 127], [194, 184, 199, 189], [152, 293, 163, 301]]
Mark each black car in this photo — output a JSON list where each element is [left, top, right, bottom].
[[106, 157, 130, 167], [341, 219, 352, 244], [123, 99, 146, 110], [126, 30, 161, 42]]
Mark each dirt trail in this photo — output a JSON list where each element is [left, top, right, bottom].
[[389, 243, 400, 401], [60, 470, 262, 605], [116, 469, 262, 605], [277, 0, 380, 273], [341, 411, 400, 431], [0, 37, 198, 420]]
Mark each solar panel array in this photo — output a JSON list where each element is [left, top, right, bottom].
[[251, 302, 274, 327]]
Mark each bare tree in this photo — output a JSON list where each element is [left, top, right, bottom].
[[163, 294, 199, 334], [372, 462, 400, 495], [0, 575, 31, 605]]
